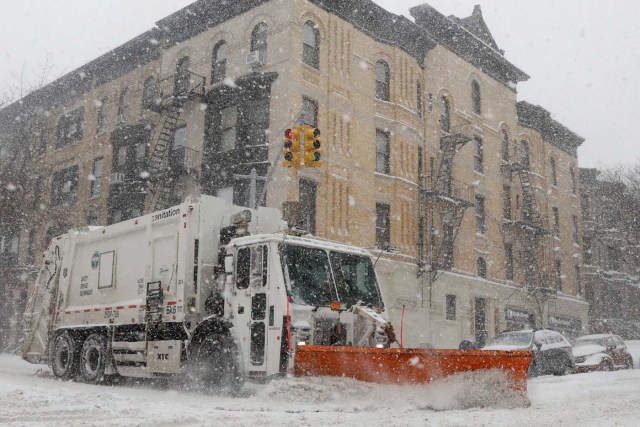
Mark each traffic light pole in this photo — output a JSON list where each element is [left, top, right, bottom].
[[254, 148, 284, 209]]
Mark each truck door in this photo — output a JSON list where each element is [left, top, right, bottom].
[[235, 244, 269, 378]]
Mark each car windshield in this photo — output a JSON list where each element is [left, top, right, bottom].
[[573, 337, 607, 347], [280, 244, 382, 308], [486, 332, 533, 347]]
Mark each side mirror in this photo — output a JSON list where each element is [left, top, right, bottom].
[[534, 341, 542, 350]]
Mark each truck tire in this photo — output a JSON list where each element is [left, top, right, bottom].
[[79, 333, 108, 383], [188, 334, 244, 394], [51, 332, 78, 380]]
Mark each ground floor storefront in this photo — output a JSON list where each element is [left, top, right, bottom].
[[376, 259, 589, 348]]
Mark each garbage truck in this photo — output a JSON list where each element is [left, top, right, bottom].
[[22, 196, 532, 392]]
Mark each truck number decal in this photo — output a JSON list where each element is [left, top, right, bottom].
[[165, 305, 177, 315], [104, 309, 120, 319]]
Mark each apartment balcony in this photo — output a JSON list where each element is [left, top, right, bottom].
[[146, 71, 206, 111], [439, 120, 473, 147], [423, 175, 474, 206], [168, 147, 200, 177]]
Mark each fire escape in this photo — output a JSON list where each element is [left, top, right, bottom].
[[501, 149, 556, 319], [146, 70, 205, 212], [420, 118, 475, 281]]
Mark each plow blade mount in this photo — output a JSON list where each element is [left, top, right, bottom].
[[294, 346, 533, 393]]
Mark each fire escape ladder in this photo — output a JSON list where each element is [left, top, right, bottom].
[[148, 105, 182, 212], [517, 167, 542, 229]]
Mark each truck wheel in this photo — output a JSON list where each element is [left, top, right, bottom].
[[79, 334, 108, 383], [51, 332, 78, 380], [188, 334, 244, 394]]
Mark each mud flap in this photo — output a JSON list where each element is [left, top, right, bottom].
[[294, 346, 533, 394]]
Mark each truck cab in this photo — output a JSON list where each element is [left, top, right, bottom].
[[218, 233, 389, 382]]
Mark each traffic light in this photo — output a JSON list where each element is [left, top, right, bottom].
[[283, 127, 301, 168], [302, 126, 322, 167]]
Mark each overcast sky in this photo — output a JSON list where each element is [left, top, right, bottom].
[[2, 0, 638, 168]]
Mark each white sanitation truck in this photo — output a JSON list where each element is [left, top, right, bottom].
[[22, 196, 391, 390]]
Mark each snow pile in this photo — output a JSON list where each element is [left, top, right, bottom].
[[257, 369, 528, 411], [626, 340, 640, 368]]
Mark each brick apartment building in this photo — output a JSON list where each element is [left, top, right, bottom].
[[0, 0, 587, 349]]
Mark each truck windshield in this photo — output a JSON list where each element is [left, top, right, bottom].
[[280, 244, 382, 308], [280, 245, 335, 306]]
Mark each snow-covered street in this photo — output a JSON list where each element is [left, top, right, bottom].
[[1, 354, 639, 427]]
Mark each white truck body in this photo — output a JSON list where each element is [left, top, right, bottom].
[[23, 196, 389, 384]]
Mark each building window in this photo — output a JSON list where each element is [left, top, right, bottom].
[[220, 106, 237, 152], [477, 257, 487, 278], [212, 41, 227, 84], [0, 231, 19, 264], [555, 258, 563, 292], [26, 229, 36, 264], [117, 87, 129, 124], [501, 129, 509, 161], [550, 157, 557, 186], [503, 185, 512, 220], [552, 207, 560, 236], [474, 136, 483, 173], [51, 166, 79, 206], [375, 129, 390, 175], [445, 294, 456, 320], [570, 167, 577, 194], [443, 224, 454, 269], [301, 97, 318, 127], [33, 177, 42, 210], [505, 244, 514, 281], [572, 215, 579, 242], [57, 107, 85, 147], [134, 143, 146, 162], [251, 23, 268, 55], [475, 195, 486, 234], [520, 140, 530, 169], [471, 80, 481, 115], [96, 97, 108, 133], [302, 21, 320, 69], [38, 124, 48, 154], [117, 146, 127, 166], [583, 237, 592, 264], [175, 57, 191, 95], [375, 60, 390, 101], [173, 126, 187, 150], [90, 158, 104, 198], [440, 95, 450, 133], [375, 203, 390, 248], [416, 82, 423, 119], [299, 179, 317, 234], [142, 77, 156, 110], [87, 213, 99, 226], [607, 246, 620, 270], [575, 265, 582, 296]]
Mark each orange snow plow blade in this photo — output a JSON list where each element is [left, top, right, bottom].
[[294, 345, 533, 393]]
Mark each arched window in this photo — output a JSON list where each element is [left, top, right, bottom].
[[375, 60, 390, 101], [251, 23, 268, 55], [520, 140, 530, 169], [142, 76, 156, 109], [471, 80, 481, 115], [302, 21, 319, 69], [440, 95, 450, 133], [117, 87, 129, 123], [550, 157, 557, 186], [175, 56, 191, 95], [211, 41, 227, 84], [501, 128, 509, 161], [570, 167, 577, 194], [477, 257, 487, 279]]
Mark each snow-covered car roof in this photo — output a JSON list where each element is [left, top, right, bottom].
[[575, 334, 618, 340]]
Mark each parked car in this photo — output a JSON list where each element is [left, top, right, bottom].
[[483, 329, 574, 377], [572, 334, 634, 373]]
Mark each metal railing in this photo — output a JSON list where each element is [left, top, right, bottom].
[[424, 175, 474, 205], [147, 71, 206, 107], [169, 147, 200, 175]]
